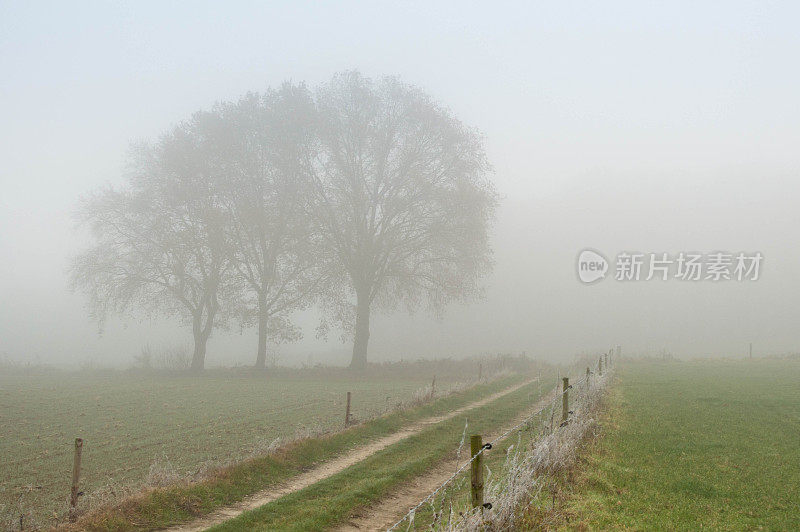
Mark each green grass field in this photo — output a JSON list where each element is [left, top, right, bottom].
[[14, 358, 796, 531], [0, 363, 488, 529], [564, 359, 800, 530]]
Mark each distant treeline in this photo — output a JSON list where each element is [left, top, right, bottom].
[[71, 71, 496, 370]]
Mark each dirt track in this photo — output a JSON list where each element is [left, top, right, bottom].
[[334, 387, 558, 531], [166, 378, 538, 532]]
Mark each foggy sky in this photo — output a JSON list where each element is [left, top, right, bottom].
[[2, 1, 799, 367]]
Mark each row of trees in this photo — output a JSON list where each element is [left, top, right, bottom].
[[71, 72, 497, 370]]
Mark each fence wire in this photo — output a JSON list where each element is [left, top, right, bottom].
[[388, 354, 616, 532]]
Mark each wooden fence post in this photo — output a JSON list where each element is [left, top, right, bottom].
[[69, 438, 83, 521], [598, 356, 603, 376], [470, 434, 484, 509], [430, 375, 436, 399], [561, 377, 569, 425], [586, 366, 590, 384], [345, 392, 352, 428]]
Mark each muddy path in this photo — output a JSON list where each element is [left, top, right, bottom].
[[165, 377, 538, 532]]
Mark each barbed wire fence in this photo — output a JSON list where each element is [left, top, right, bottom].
[[388, 350, 617, 531]]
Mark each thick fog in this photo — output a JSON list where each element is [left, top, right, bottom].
[[2, 2, 799, 367]]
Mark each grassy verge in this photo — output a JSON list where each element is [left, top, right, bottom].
[[208, 378, 551, 531], [555, 359, 800, 530], [66, 373, 532, 531]]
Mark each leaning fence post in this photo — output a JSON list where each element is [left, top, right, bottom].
[[586, 366, 590, 383], [69, 438, 83, 521], [470, 434, 484, 509], [344, 391, 352, 428], [561, 377, 569, 425]]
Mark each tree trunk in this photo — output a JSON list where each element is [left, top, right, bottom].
[[254, 292, 268, 369], [191, 337, 207, 371], [350, 288, 370, 369], [190, 308, 214, 372]]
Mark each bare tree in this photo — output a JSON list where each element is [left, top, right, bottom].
[[305, 72, 497, 368], [71, 112, 233, 371], [216, 85, 323, 368]]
